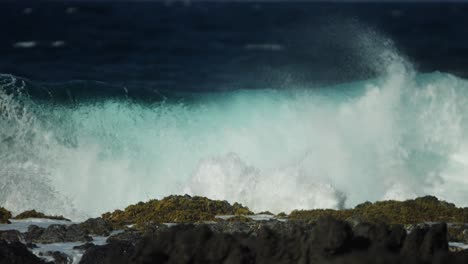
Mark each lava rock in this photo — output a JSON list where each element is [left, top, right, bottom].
[[420, 223, 448, 261], [73, 242, 95, 251], [310, 216, 353, 255], [106, 229, 142, 245], [25, 224, 92, 244], [78, 218, 113, 236], [0, 230, 23, 243], [79, 241, 134, 264], [40, 251, 72, 264], [352, 222, 406, 251], [0, 240, 47, 264]]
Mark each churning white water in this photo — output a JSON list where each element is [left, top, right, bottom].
[[1, 34, 468, 220]]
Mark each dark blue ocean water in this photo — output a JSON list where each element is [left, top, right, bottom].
[[1, 1, 468, 98]]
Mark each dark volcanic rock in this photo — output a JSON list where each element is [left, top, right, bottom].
[[78, 218, 113, 236], [25, 224, 92, 244], [26, 243, 38, 249], [352, 222, 406, 251], [310, 216, 353, 255], [79, 241, 134, 264], [76, 219, 468, 264], [106, 229, 142, 245], [0, 230, 23, 243], [401, 223, 449, 262], [0, 240, 47, 264], [420, 223, 449, 261], [39, 251, 71, 264], [132, 224, 252, 264], [73, 242, 95, 251]]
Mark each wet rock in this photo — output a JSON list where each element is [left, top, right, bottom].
[[66, 224, 93, 242], [133, 225, 250, 264], [401, 223, 449, 261], [401, 224, 429, 257], [352, 222, 406, 251], [78, 218, 113, 236], [107, 229, 142, 245], [386, 224, 407, 251], [25, 224, 92, 244], [39, 251, 71, 264], [26, 243, 38, 249], [0, 240, 47, 264], [79, 241, 134, 264], [420, 222, 448, 261], [73, 242, 95, 251], [0, 230, 23, 243], [25, 225, 45, 242], [74, 219, 468, 264], [310, 216, 353, 255]]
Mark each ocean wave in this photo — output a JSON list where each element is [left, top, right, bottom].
[[1, 57, 468, 219], [2, 22, 468, 219]]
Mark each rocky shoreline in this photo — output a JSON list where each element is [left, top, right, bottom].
[[1, 195, 468, 263]]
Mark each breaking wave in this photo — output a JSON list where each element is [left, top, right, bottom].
[[2, 31, 468, 220]]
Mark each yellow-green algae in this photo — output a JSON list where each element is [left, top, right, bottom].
[[14, 210, 70, 221], [0, 207, 12, 224], [102, 195, 253, 228], [289, 196, 468, 224]]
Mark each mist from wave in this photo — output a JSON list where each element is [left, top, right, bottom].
[[1, 28, 468, 220]]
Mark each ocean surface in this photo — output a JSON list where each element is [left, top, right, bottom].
[[1, 1, 468, 219]]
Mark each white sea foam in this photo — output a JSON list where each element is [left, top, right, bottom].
[[2, 29, 468, 219]]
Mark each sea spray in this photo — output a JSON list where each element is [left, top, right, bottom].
[[2, 33, 468, 219], [2, 66, 468, 219]]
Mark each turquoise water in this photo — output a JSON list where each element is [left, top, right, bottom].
[[2, 59, 468, 219]]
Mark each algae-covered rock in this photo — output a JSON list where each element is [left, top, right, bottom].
[[14, 210, 70, 221], [276, 212, 288, 219], [289, 196, 468, 225], [102, 195, 253, 229], [0, 207, 12, 224], [448, 224, 468, 243]]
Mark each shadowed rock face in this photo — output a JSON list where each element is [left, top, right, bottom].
[[78, 217, 468, 264], [25, 224, 92, 244], [78, 217, 113, 237], [0, 240, 47, 264]]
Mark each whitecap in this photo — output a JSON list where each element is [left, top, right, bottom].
[[12, 41, 37, 49], [51, 41, 66, 48]]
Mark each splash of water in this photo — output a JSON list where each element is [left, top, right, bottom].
[[1, 28, 468, 219]]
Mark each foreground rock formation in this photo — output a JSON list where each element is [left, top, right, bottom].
[[79, 218, 468, 264], [1, 195, 468, 263]]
